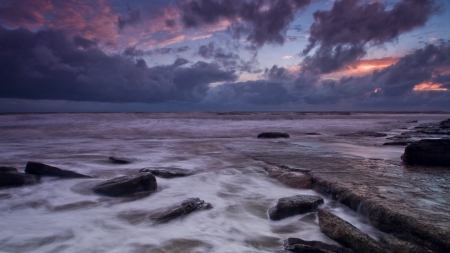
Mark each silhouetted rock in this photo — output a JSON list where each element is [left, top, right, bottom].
[[257, 132, 290, 138], [318, 209, 387, 253], [108, 156, 131, 164], [149, 198, 212, 223], [25, 162, 90, 178], [139, 167, 195, 178], [285, 238, 353, 253], [268, 195, 323, 220], [338, 132, 387, 137], [0, 167, 39, 187], [401, 139, 450, 167], [306, 132, 321, 135], [383, 142, 409, 146], [93, 172, 157, 197]]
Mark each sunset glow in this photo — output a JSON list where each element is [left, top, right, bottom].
[[413, 82, 448, 91]]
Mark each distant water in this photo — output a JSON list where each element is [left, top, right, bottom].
[[0, 112, 448, 252]]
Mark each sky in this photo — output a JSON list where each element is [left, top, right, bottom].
[[0, 0, 449, 112]]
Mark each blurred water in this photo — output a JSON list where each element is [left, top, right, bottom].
[[0, 112, 448, 252]]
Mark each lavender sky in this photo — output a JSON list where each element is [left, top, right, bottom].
[[0, 0, 449, 112]]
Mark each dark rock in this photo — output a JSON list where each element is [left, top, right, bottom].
[[338, 132, 387, 138], [93, 172, 157, 197], [108, 156, 131, 164], [139, 167, 195, 178], [285, 238, 353, 253], [149, 198, 212, 223], [306, 133, 321, 135], [440, 119, 450, 129], [406, 120, 418, 123], [268, 195, 323, 220], [0, 166, 18, 173], [25, 162, 91, 178], [265, 165, 312, 189], [318, 209, 387, 253], [380, 234, 429, 253], [401, 139, 450, 166], [257, 132, 290, 138], [382, 142, 409, 146], [0, 169, 39, 187]]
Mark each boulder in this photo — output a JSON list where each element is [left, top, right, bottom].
[[108, 156, 131, 164], [284, 238, 353, 253], [149, 198, 213, 223], [257, 132, 290, 138], [25, 162, 91, 178], [440, 119, 450, 129], [264, 165, 312, 189], [93, 172, 157, 197], [318, 209, 387, 253], [268, 195, 323, 220], [401, 139, 450, 167], [139, 167, 195, 178], [0, 167, 39, 187]]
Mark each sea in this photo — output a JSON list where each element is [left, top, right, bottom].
[[0, 112, 448, 253]]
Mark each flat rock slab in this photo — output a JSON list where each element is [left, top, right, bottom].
[[268, 195, 323, 220], [93, 172, 157, 197], [149, 198, 212, 223], [139, 167, 195, 178], [108, 156, 131, 164], [318, 209, 387, 253], [401, 139, 450, 167], [257, 132, 290, 138], [0, 168, 39, 187], [337, 132, 387, 137], [25, 162, 90, 178], [265, 165, 312, 189], [285, 237, 353, 253]]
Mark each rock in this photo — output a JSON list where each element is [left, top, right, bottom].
[[440, 119, 450, 129], [139, 167, 195, 178], [338, 132, 387, 137], [25, 162, 91, 178], [0, 168, 39, 187], [268, 195, 324, 220], [149, 198, 212, 223], [406, 120, 418, 123], [380, 234, 429, 253], [108, 156, 131, 164], [265, 165, 312, 189], [306, 133, 321, 135], [257, 132, 290, 138], [93, 172, 157, 197], [382, 142, 409, 146], [285, 238, 353, 253], [401, 139, 450, 166], [318, 209, 387, 253]]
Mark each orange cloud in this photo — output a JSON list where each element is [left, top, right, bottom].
[[321, 57, 399, 80], [413, 82, 448, 91]]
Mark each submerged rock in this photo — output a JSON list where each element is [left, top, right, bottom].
[[284, 237, 353, 253], [139, 167, 195, 178], [338, 132, 387, 138], [318, 209, 387, 253], [0, 167, 39, 187], [268, 195, 323, 220], [108, 156, 131, 164], [306, 132, 321, 135], [93, 172, 157, 197], [25, 162, 91, 178], [149, 198, 212, 223], [401, 139, 450, 167], [257, 132, 290, 138]]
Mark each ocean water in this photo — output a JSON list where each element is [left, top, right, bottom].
[[0, 112, 447, 253]]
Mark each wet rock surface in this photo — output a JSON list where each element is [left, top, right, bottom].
[[149, 198, 212, 223], [25, 162, 90, 178], [401, 139, 450, 167], [380, 234, 429, 253], [0, 167, 39, 187], [265, 165, 312, 189], [93, 172, 157, 197], [284, 237, 353, 253], [139, 167, 195, 178], [108, 156, 131, 164], [268, 195, 323, 220], [318, 209, 387, 253], [257, 132, 290, 138], [388, 118, 450, 143]]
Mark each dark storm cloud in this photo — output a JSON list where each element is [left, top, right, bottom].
[[264, 65, 295, 81], [123, 46, 190, 57], [197, 42, 258, 72], [0, 27, 236, 103], [302, 0, 438, 74], [179, 0, 313, 47], [118, 4, 141, 30]]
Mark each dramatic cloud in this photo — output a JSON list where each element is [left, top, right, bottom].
[[118, 4, 141, 30], [179, 0, 313, 47], [197, 42, 258, 72], [302, 0, 437, 74], [0, 27, 237, 103], [123, 46, 190, 57]]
